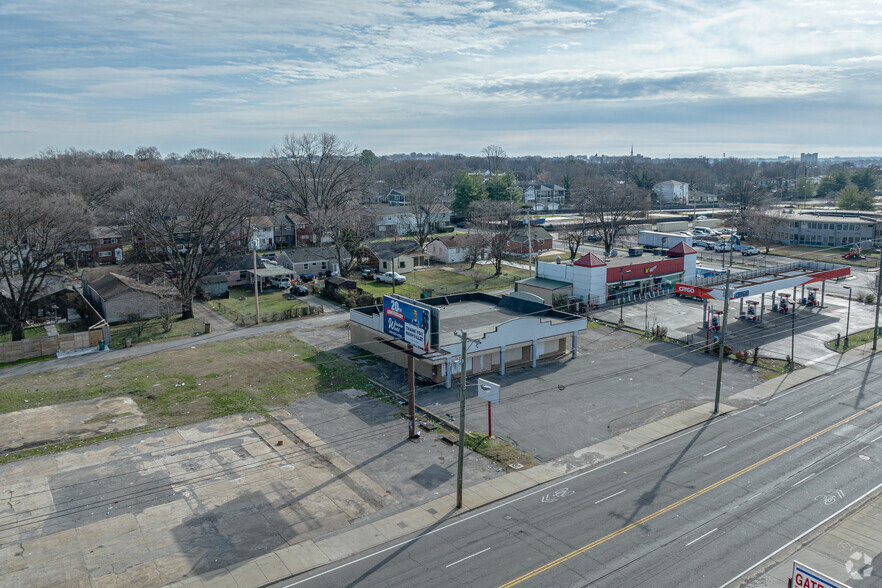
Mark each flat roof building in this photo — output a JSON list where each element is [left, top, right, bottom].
[[350, 292, 586, 388]]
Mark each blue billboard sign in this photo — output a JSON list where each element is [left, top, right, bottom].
[[383, 295, 430, 352]]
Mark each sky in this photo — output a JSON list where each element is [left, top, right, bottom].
[[1, 0, 882, 159]]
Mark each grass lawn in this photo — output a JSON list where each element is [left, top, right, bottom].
[[109, 317, 206, 349], [769, 245, 880, 268], [208, 287, 308, 322], [356, 266, 532, 298], [0, 325, 47, 343], [0, 332, 373, 429], [825, 327, 882, 353]]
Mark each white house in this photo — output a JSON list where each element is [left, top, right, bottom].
[[370, 204, 452, 236], [426, 234, 485, 263], [653, 180, 690, 205], [522, 184, 566, 211], [248, 216, 275, 250]]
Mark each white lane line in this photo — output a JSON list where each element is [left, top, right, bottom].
[[720, 481, 882, 587], [595, 489, 626, 504], [703, 445, 728, 457], [746, 492, 763, 502], [445, 547, 491, 568], [686, 527, 718, 547], [784, 412, 803, 421], [872, 435, 882, 443], [792, 473, 816, 487]]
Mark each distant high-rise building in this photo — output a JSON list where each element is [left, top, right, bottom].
[[800, 152, 819, 165]]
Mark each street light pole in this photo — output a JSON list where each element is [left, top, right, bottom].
[[844, 286, 852, 348], [713, 269, 731, 414]]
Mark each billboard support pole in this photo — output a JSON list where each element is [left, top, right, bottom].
[[408, 346, 417, 439]]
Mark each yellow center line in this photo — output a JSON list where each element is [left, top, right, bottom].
[[499, 396, 882, 588]]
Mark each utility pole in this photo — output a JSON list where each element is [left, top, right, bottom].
[[456, 330, 467, 508], [874, 244, 882, 351], [713, 269, 731, 414], [252, 239, 261, 324], [790, 296, 796, 371], [408, 346, 417, 439]]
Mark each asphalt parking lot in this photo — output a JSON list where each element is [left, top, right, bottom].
[[595, 290, 879, 373], [414, 327, 765, 462]]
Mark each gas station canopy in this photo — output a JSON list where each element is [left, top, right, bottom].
[[674, 261, 850, 301]]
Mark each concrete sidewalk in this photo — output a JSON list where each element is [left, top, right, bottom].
[[169, 342, 881, 588]]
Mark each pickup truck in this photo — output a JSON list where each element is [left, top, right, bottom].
[[741, 246, 760, 256], [375, 271, 406, 285]]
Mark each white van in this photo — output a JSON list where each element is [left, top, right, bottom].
[[269, 276, 292, 288]]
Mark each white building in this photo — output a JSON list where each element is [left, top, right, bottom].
[[522, 184, 567, 211], [426, 234, 486, 263], [653, 180, 690, 205]]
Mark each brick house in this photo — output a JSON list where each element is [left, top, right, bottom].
[[89, 226, 125, 265], [505, 226, 553, 255]]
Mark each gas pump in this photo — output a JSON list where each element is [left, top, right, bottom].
[[711, 310, 722, 331], [806, 288, 818, 307], [778, 294, 790, 313], [747, 301, 759, 321]]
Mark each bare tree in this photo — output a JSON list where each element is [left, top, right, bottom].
[[326, 205, 376, 277], [482, 145, 507, 175], [577, 177, 649, 256], [468, 199, 520, 275], [561, 189, 593, 259], [124, 166, 247, 320], [724, 175, 769, 234], [134, 146, 162, 161], [0, 171, 89, 340], [269, 132, 364, 242], [399, 180, 449, 247], [381, 159, 434, 189]]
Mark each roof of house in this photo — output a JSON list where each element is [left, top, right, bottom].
[[248, 216, 273, 229], [279, 246, 342, 264], [199, 274, 229, 284], [574, 252, 606, 268], [366, 240, 424, 258], [428, 234, 480, 249], [286, 213, 310, 225], [82, 263, 167, 285], [0, 275, 72, 300], [89, 272, 177, 300], [510, 226, 552, 242], [654, 180, 689, 187], [214, 255, 265, 274], [89, 226, 123, 240]]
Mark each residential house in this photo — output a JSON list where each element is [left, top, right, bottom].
[[505, 226, 553, 255], [386, 188, 409, 206], [248, 216, 275, 250], [271, 214, 295, 248], [198, 275, 229, 299], [426, 234, 486, 264], [89, 226, 125, 265], [522, 184, 566, 211], [0, 275, 75, 323], [363, 240, 426, 274], [277, 246, 345, 277], [653, 180, 690, 205], [370, 204, 452, 236], [214, 255, 265, 287], [81, 270, 181, 324]]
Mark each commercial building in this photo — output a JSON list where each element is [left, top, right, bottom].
[[653, 180, 690, 205], [519, 243, 698, 306], [772, 210, 881, 247], [349, 292, 586, 388]]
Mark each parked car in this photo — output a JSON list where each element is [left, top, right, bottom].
[[375, 271, 406, 285], [714, 242, 733, 252], [718, 228, 733, 235], [693, 239, 710, 248], [299, 273, 315, 282], [292, 284, 309, 296], [586, 234, 602, 242], [741, 246, 760, 256], [269, 276, 291, 288], [260, 252, 277, 261], [361, 268, 376, 279], [696, 215, 708, 220]]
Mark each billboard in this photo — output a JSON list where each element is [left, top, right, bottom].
[[791, 561, 847, 588], [383, 295, 431, 352]]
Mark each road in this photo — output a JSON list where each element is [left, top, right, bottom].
[[280, 354, 882, 587]]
